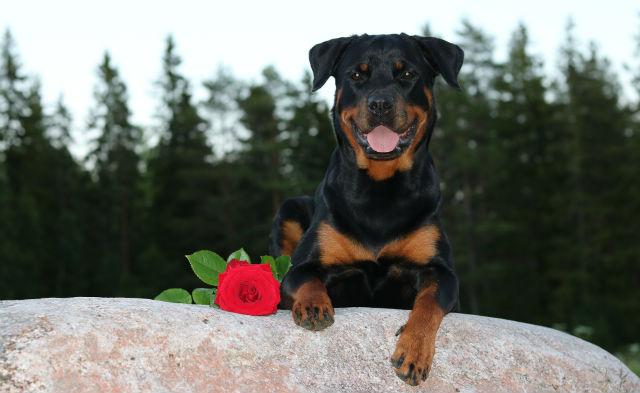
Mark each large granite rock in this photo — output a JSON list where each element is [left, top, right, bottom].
[[0, 298, 637, 393]]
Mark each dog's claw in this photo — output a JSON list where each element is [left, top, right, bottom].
[[292, 301, 334, 331], [394, 363, 421, 386], [421, 367, 429, 381], [390, 354, 405, 368]]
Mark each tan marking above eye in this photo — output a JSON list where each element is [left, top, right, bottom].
[[394, 61, 405, 71], [358, 63, 369, 72]]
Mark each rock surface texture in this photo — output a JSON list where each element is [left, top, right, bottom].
[[1, 298, 638, 393]]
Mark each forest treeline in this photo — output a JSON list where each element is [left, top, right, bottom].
[[0, 21, 639, 358]]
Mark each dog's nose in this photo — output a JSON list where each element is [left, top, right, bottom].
[[367, 94, 393, 117]]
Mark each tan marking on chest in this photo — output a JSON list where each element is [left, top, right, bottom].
[[379, 225, 440, 264], [317, 223, 376, 265], [318, 223, 440, 265]]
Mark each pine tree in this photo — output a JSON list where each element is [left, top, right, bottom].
[[286, 71, 335, 195], [47, 97, 92, 297], [86, 52, 143, 294], [555, 21, 636, 348], [0, 158, 11, 294], [200, 68, 250, 255], [48, 95, 73, 148], [145, 36, 219, 294], [9, 81, 92, 298], [0, 30, 27, 147], [0, 32, 47, 297], [488, 23, 562, 323], [429, 20, 498, 314], [231, 66, 293, 254]]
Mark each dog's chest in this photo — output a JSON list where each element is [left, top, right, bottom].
[[324, 262, 420, 309], [317, 222, 440, 266]]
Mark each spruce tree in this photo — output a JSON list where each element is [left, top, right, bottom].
[[46, 97, 92, 297], [488, 24, 561, 323], [286, 72, 335, 195], [232, 66, 292, 254], [145, 36, 219, 294], [556, 22, 635, 348], [429, 20, 498, 314], [87, 52, 143, 294], [0, 30, 27, 147], [5, 81, 86, 297], [0, 33, 47, 297]]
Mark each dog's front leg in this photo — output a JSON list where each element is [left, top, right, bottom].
[[281, 249, 335, 331], [391, 262, 458, 385], [290, 276, 334, 331]]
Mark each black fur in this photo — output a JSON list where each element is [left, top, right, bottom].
[[270, 34, 463, 314]]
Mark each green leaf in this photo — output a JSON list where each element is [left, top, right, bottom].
[[192, 288, 214, 305], [227, 248, 251, 263], [154, 288, 192, 304], [186, 250, 227, 285], [211, 288, 219, 308], [275, 255, 292, 281], [261, 255, 277, 277]]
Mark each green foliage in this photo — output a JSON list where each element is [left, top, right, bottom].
[[186, 250, 227, 285], [261, 255, 291, 282], [227, 248, 251, 263], [142, 36, 225, 296], [155, 288, 192, 304], [192, 288, 214, 305], [274, 256, 292, 282], [86, 51, 143, 295]]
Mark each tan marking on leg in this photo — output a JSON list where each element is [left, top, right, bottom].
[[391, 284, 444, 385], [280, 220, 304, 256], [317, 222, 375, 265], [291, 278, 334, 331], [379, 225, 440, 264]]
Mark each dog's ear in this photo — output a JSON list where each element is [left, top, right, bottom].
[[411, 36, 464, 89], [309, 36, 353, 92]]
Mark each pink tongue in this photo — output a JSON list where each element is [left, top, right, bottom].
[[366, 126, 400, 153]]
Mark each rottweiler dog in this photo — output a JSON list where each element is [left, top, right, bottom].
[[269, 33, 463, 386]]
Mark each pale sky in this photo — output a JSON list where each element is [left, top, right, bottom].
[[1, 0, 639, 156]]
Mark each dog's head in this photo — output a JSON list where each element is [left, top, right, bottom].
[[309, 34, 463, 180]]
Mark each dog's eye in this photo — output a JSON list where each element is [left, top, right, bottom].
[[351, 72, 363, 81], [400, 71, 415, 80]]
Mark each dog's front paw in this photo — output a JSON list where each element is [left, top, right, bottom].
[[390, 325, 435, 386], [292, 299, 334, 331], [290, 279, 334, 331]]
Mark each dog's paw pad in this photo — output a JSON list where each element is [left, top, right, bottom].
[[391, 326, 435, 386], [292, 301, 334, 331]]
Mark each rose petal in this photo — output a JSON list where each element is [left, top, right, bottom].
[[215, 264, 281, 316], [225, 259, 250, 272]]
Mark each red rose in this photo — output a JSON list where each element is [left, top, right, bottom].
[[226, 259, 250, 270], [214, 263, 280, 316]]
